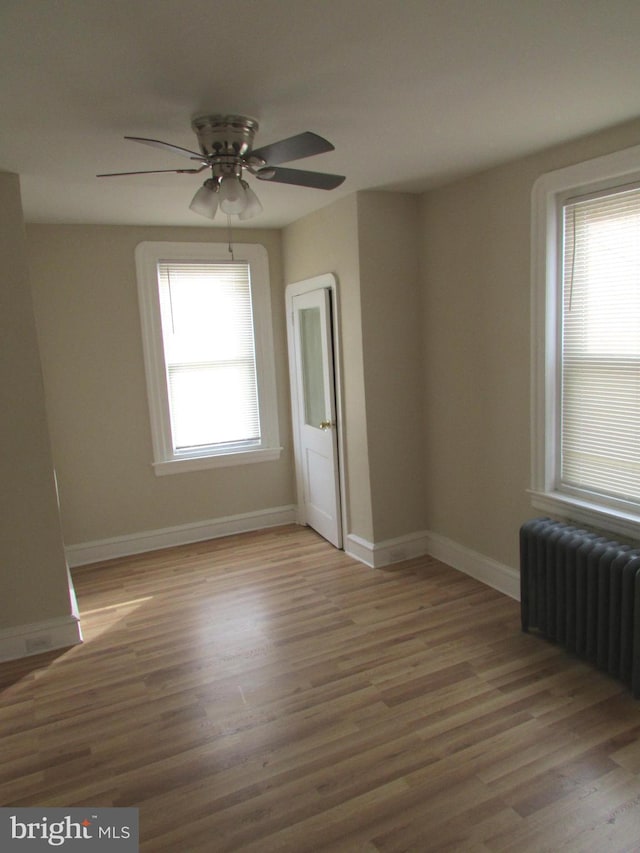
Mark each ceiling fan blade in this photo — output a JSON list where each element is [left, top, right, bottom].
[[124, 136, 204, 161], [256, 166, 345, 190], [251, 132, 335, 166], [97, 166, 207, 177]]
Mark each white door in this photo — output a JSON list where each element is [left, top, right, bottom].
[[289, 285, 342, 548]]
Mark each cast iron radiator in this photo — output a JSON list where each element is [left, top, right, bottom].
[[520, 517, 640, 698]]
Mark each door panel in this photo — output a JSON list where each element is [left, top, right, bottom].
[[290, 287, 342, 548], [299, 306, 326, 427]]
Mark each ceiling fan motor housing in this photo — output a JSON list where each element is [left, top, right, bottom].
[[191, 114, 259, 160]]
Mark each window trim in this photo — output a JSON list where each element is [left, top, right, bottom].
[[135, 241, 281, 475], [530, 144, 640, 539]]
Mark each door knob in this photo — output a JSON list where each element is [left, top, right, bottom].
[[319, 421, 335, 430]]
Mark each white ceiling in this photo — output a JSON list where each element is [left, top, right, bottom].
[[2, 0, 640, 228]]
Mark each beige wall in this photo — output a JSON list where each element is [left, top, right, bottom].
[[356, 192, 426, 541], [0, 173, 72, 629], [282, 195, 374, 541], [283, 191, 427, 545], [419, 117, 640, 569], [26, 224, 295, 546]]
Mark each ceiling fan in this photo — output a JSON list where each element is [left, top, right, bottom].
[[97, 113, 346, 221]]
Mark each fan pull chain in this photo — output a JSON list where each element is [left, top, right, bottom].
[[226, 215, 235, 261]]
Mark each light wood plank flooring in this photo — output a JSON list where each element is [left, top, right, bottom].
[[2, 525, 640, 851]]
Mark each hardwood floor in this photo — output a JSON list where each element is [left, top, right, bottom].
[[2, 525, 640, 851]]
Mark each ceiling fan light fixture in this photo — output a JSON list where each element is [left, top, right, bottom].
[[219, 175, 247, 215], [100, 116, 345, 220], [189, 178, 219, 219], [238, 181, 263, 220]]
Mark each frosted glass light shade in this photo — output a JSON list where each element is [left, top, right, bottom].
[[189, 180, 219, 219], [219, 175, 247, 214], [238, 182, 263, 220]]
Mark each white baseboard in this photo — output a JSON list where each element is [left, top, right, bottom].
[[0, 615, 83, 663], [65, 505, 297, 567], [424, 531, 520, 600], [346, 529, 520, 601], [345, 531, 433, 568]]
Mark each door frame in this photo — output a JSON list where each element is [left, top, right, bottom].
[[285, 273, 347, 547]]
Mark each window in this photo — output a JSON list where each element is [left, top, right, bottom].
[[135, 242, 281, 474], [531, 146, 640, 538]]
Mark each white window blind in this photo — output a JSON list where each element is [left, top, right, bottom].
[[560, 185, 640, 508], [157, 260, 260, 452]]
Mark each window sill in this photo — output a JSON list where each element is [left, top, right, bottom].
[[152, 446, 283, 476], [529, 489, 640, 543]]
